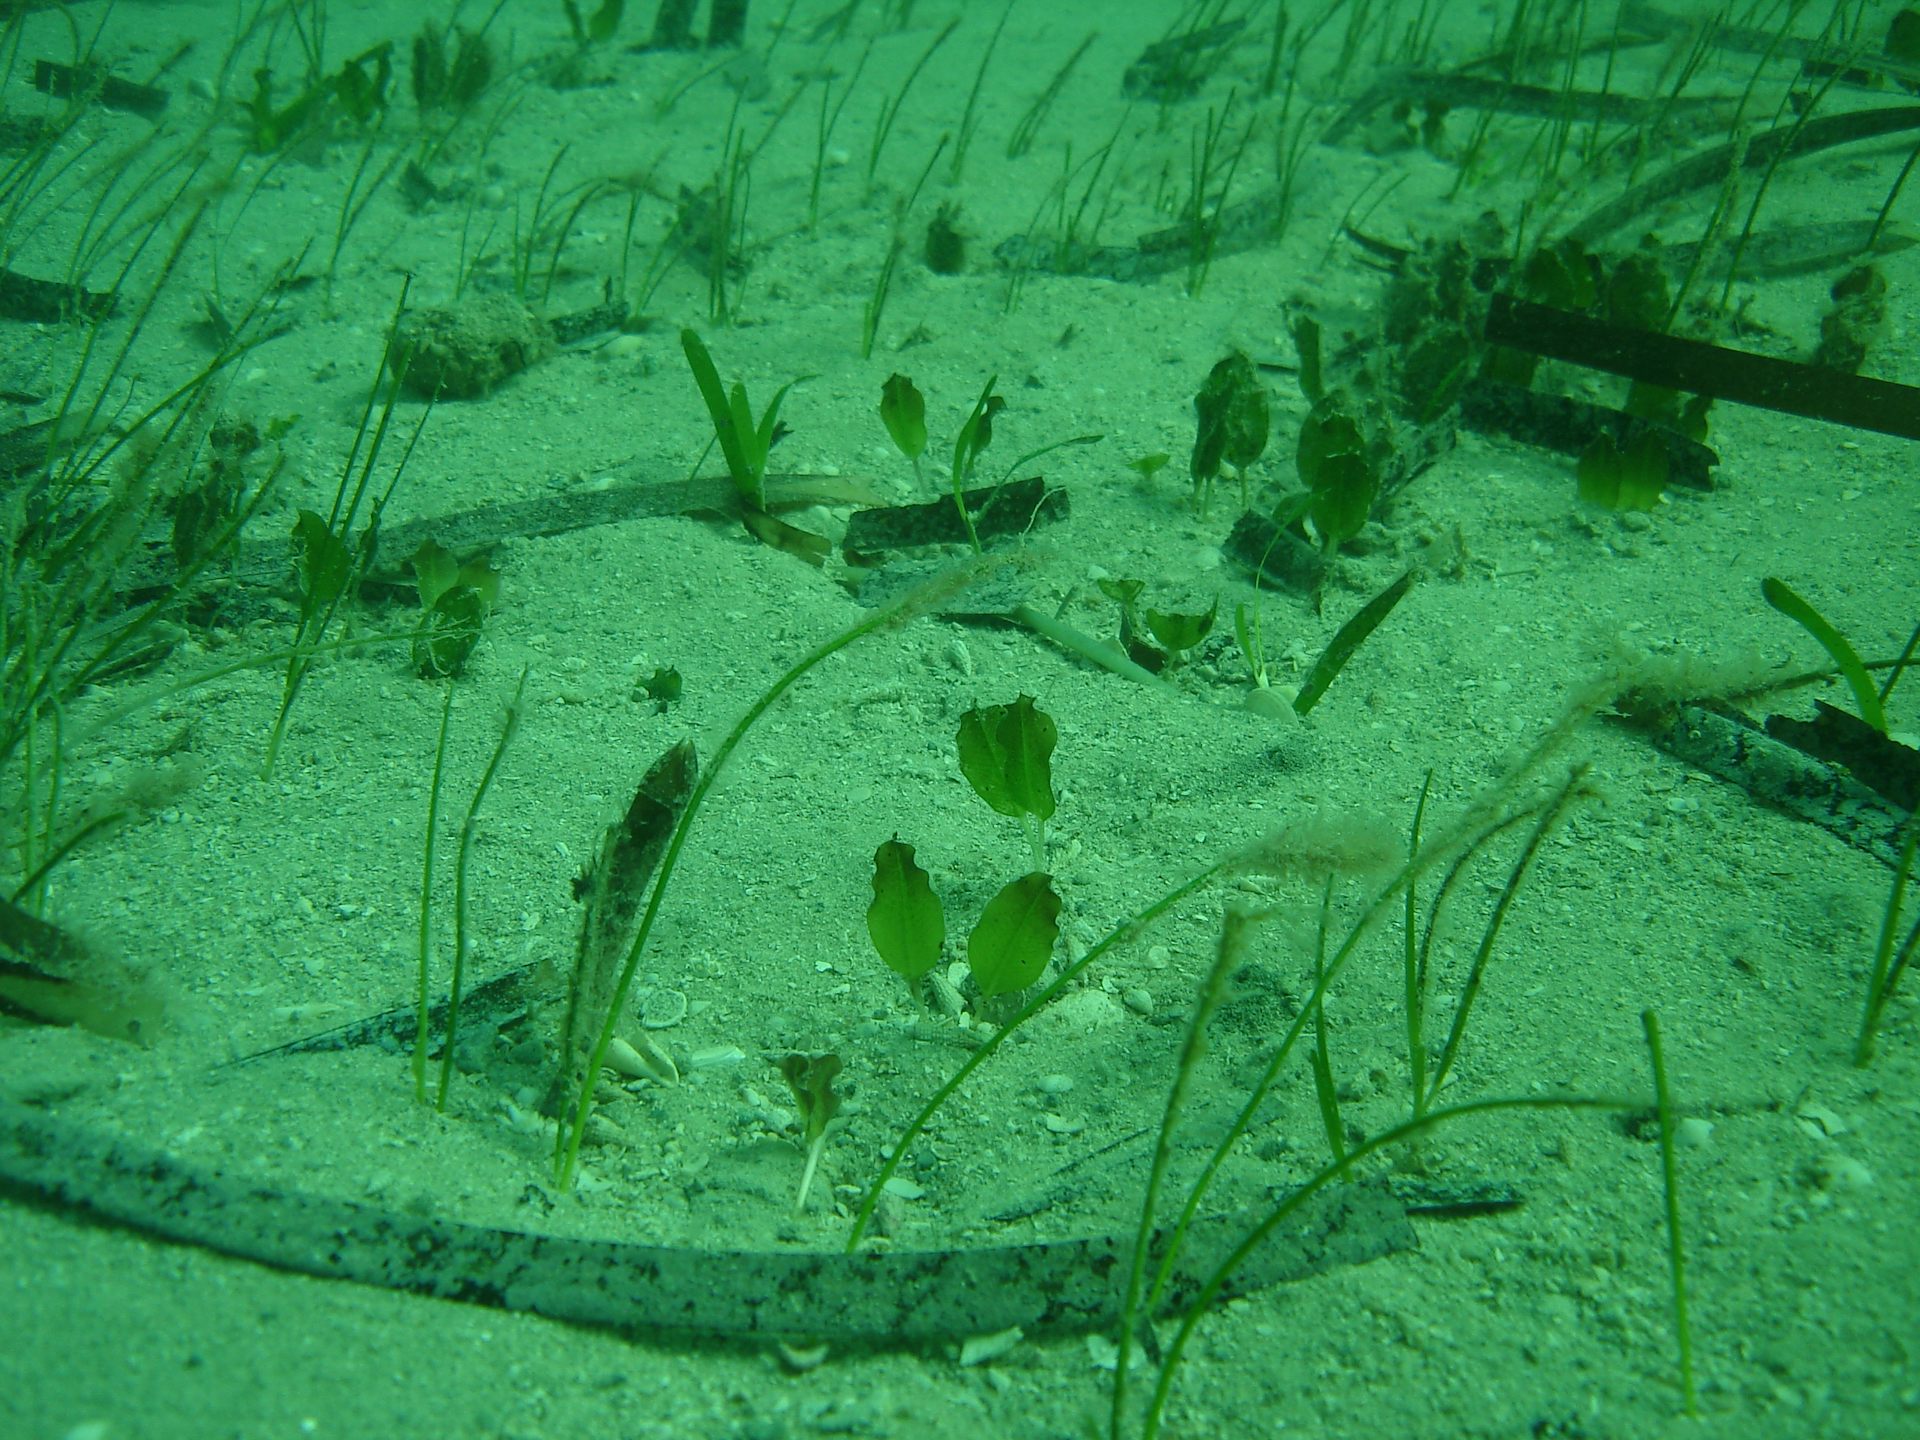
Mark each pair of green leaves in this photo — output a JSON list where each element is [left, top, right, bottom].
[[411, 25, 493, 113], [293, 508, 355, 614], [777, 1051, 842, 1146], [1191, 351, 1269, 514], [879, 371, 1003, 554], [1097, 578, 1217, 672], [878, 373, 1006, 485], [1578, 431, 1668, 512], [1296, 397, 1379, 550], [951, 377, 1004, 489], [867, 840, 1061, 1000], [411, 539, 500, 678], [289, 519, 497, 679]]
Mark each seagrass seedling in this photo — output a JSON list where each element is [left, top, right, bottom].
[[867, 837, 944, 987], [1127, 452, 1172, 485], [680, 328, 792, 513], [247, 41, 394, 153], [1761, 576, 1887, 733], [957, 694, 1054, 872], [563, 0, 623, 46], [966, 872, 1061, 1000], [1578, 431, 1667, 512], [949, 376, 1004, 553], [777, 1051, 842, 1213], [1097, 578, 1215, 673], [1191, 351, 1268, 515], [1146, 599, 1216, 669], [409, 539, 499, 678], [411, 21, 494, 113], [1296, 396, 1378, 551], [879, 372, 927, 485]]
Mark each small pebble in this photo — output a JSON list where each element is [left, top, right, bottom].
[[958, 1326, 1023, 1367], [777, 1341, 831, 1373], [1122, 987, 1155, 1017], [1675, 1116, 1713, 1149], [1035, 1073, 1074, 1096]]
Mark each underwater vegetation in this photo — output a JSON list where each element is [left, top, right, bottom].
[[0, 1, 1915, 1436]]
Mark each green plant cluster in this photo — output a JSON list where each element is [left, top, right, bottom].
[[410, 21, 494, 114], [1096, 578, 1216, 674], [563, 0, 624, 48], [247, 41, 395, 153], [408, 539, 499, 679], [867, 696, 1062, 1007], [876, 371, 1006, 554]]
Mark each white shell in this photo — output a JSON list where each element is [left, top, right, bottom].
[[927, 969, 966, 1018], [958, 1326, 1023, 1367], [640, 987, 688, 1029], [605, 1033, 678, 1085]]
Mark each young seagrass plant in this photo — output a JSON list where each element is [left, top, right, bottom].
[[551, 552, 1011, 1189]]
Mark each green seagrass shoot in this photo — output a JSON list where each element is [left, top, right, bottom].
[[1191, 351, 1268, 516], [867, 837, 944, 986], [949, 375, 1004, 553], [1296, 396, 1379, 551], [777, 1051, 842, 1213], [957, 694, 1054, 872], [879, 372, 928, 485], [681, 327, 793, 513]]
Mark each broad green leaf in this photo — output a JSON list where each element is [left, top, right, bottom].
[[1146, 598, 1218, 656], [777, 1052, 842, 1144], [956, 695, 1056, 823], [293, 509, 350, 606], [458, 555, 502, 609], [867, 838, 945, 981], [1577, 432, 1667, 513], [410, 538, 460, 610], [1298, 401, 1377, 547], [880, 373, 927, 462], [967, 872, 1060, 998], [1096, 577, 1144, 616], [1191, 351, 1268, 482]]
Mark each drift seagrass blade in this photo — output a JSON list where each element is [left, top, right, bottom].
[[0, 898, 161, 1045], [544, 739, 696, 1113]]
